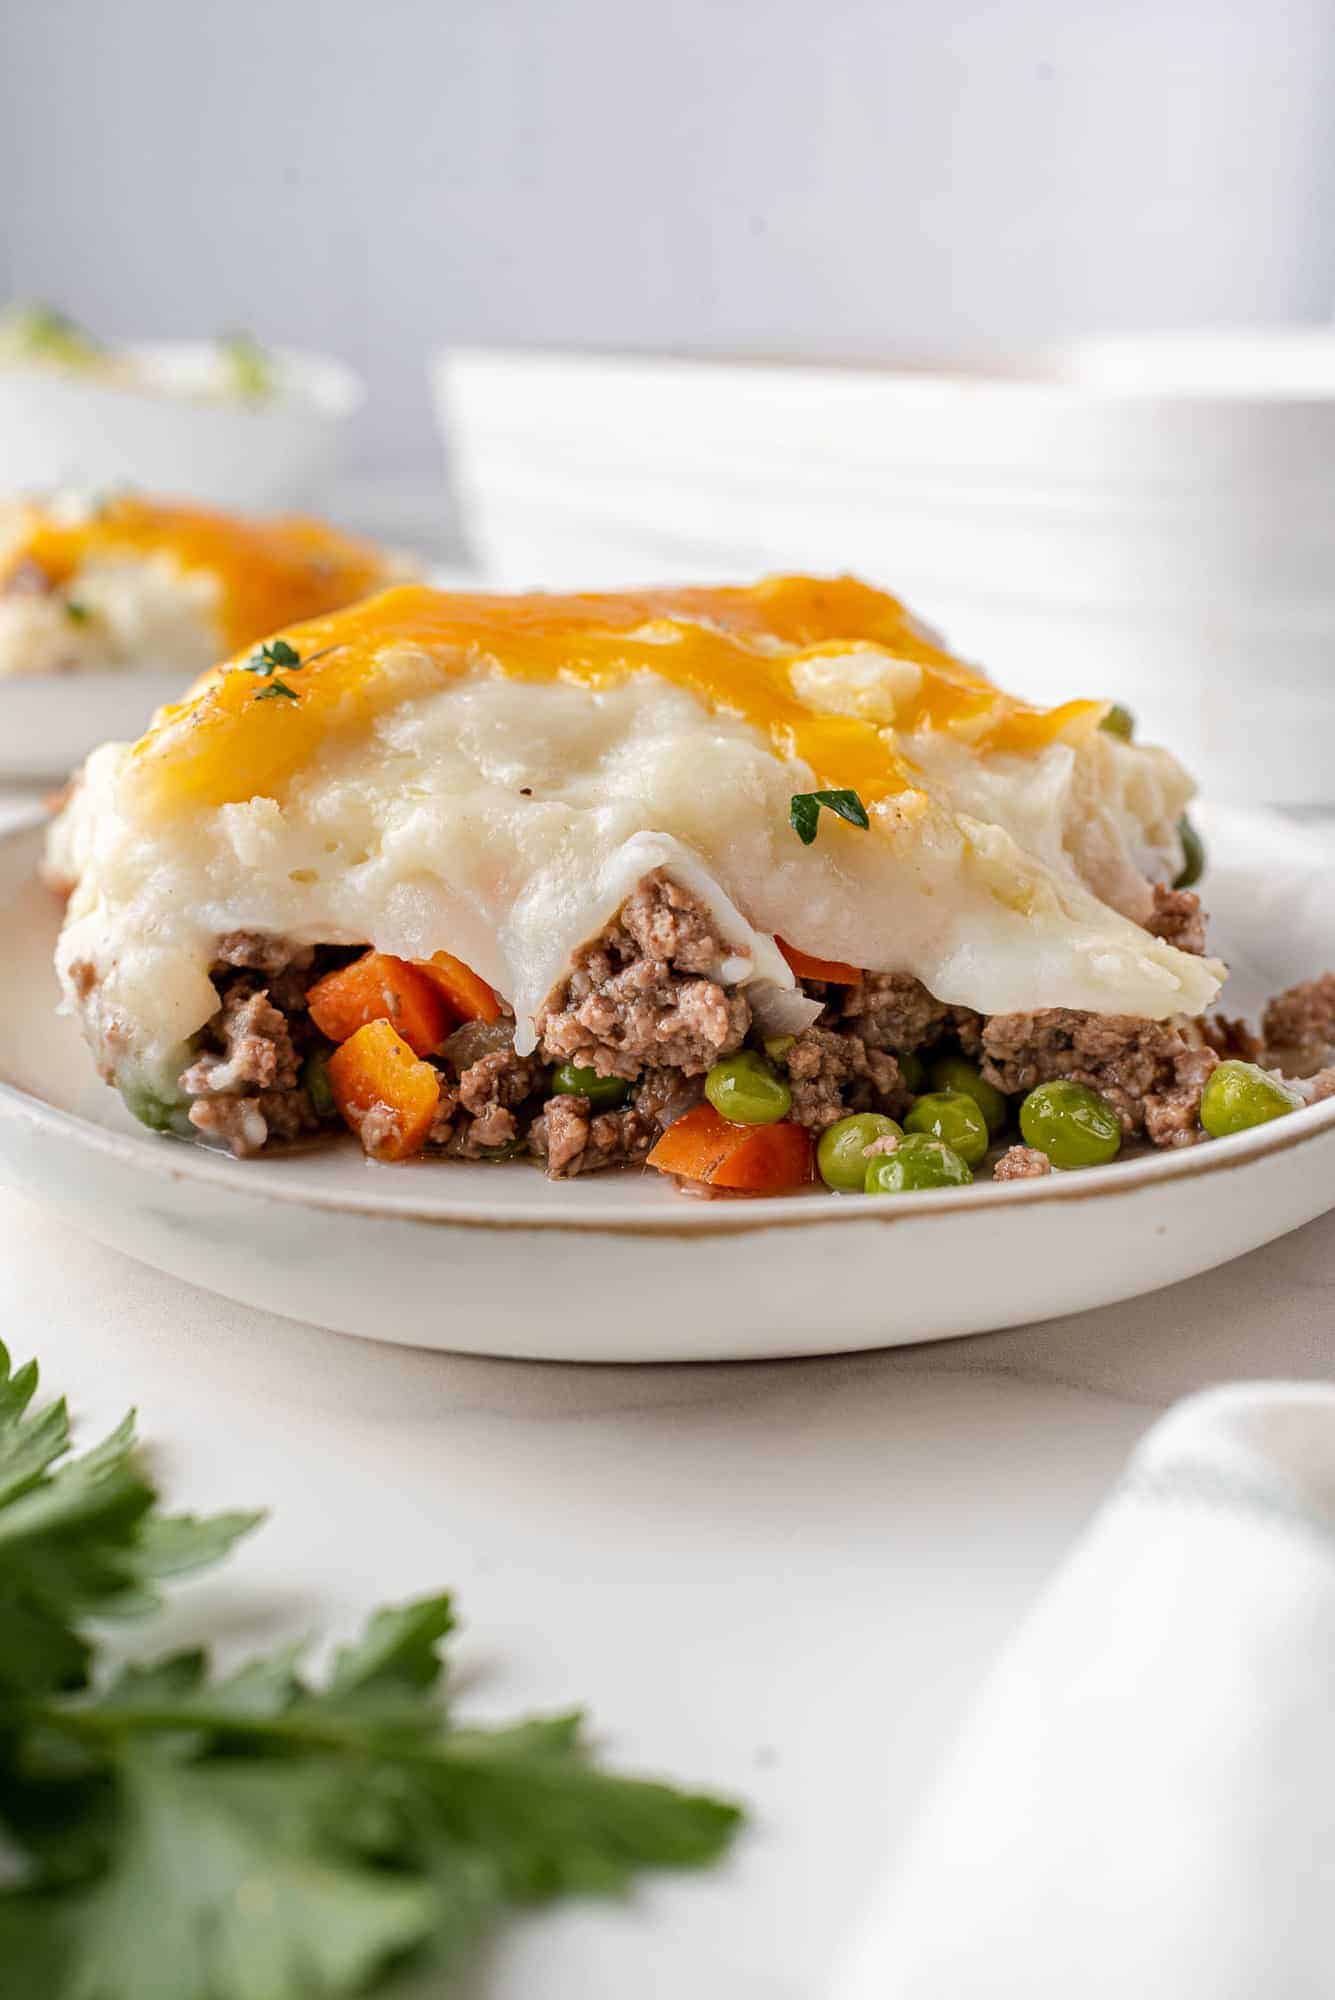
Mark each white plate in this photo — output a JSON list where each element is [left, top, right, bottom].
[[3, 805, 1335, 1362]]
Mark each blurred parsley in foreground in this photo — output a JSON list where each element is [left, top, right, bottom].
[[0, 1344, 742, 1997]]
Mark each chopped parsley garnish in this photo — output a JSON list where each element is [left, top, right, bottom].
[[0, 1340, 742, 1998], [0, 300, 101, 367], [241, 638, 304, 702], [218, 329, 275, 400], [241, 637, 302, 675], [789, 788, 871, 845], [63, 598, 91, 624]]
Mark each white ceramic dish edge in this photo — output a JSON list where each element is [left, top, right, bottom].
[[0, 343, 364, 511], [3, 804, 1335, 1359]]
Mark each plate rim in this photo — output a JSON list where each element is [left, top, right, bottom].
[[6, 1065, 1335, 1239]]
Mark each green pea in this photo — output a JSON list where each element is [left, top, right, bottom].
[[550, 1062, 631, 1110], [817, 1112, 904, 1191], [896, 1050, 927, 1094], [763, 1034, 796, 1064], [904, 1089, 990, 1167], [1174, 815, 1205, 890], [1019, 1079, 1122, 1168], [301, 1049, 337, 1120], [1199, 1059, 1299, 1139], [927, 1054, 1008, 1136], [118, 1078, 190, 1137], [704, 1049, 792, 1126], [1100, 702, 1136, 741], [864, 1133, 973, 1194]]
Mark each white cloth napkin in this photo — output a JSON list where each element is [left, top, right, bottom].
[[835, 1383, 1335, 2000]]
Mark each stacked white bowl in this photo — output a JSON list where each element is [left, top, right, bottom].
[[435, 336, 1335, 804], [0, 342, 364, 510]]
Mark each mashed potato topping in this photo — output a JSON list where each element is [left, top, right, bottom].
[[0, 494, 396, 678], [48, 576, 1222, 1102]]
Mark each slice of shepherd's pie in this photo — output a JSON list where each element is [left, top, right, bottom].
[[1, 492, 404, 680], [44, 574, 1335, 1196]]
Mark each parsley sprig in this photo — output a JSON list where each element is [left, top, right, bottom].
[[789, 788, 871, 845], [218, 329, 275, 401], [238, 638, 338, 704], [0, 1344, 741, 1997], [240, 638, 303, 705], [241, 638, 302, 675]]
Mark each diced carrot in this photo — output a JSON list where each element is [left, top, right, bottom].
[[708, 1120, 814, 1192], [307, 951, 450, 1057], [327, 1020, 441, 1162], [646, 1103, 814, 1193], [776, 937, 863, 986], [646, 1104, 739, 1182], [415, 949, 502, 1024]]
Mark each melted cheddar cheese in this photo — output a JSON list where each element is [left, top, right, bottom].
[[130, 575, 1104, 820], [1, 496, 392, 652], [51, 571, 1222, 1086]]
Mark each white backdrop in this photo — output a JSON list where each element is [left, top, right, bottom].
[[3, 0, 1333, 474]]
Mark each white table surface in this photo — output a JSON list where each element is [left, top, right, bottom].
[[11, 1183, 1335, 1999], [7, 772, 1335, 1997]]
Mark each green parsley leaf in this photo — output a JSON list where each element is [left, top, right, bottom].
[[327, 1592, 455, 1698], [0, 1352, 744, 1998], [241, 638, 301, 676], [63, 600, 91, 625], [130, 1508, 266, 1586], [218, 330, 275, 401], [788, 788, 871, 845], [244, 640, 302, 703], [421, 1715, 744, 1903], [18, 1748, 440, 2000], [0, 302, 101, 369], [0, 1343, 254, 1702]]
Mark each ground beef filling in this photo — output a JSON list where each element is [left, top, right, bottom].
[[178, 955, 322, 1156], [1262, 973, 1335, 1075], [977, 1010, 1219, 1148], [174, 880, 1334, 1178], [832, 971, 972, 1056], [1144, 883, 1209, 956], [536, 871, 750, 1080], [992, 1144, 1052, 1181], [431, 1042, 549, 1156], [782, 1026, 908, 1132], [176, 877, 740, 1171], [529, 1098, 659, 1177]]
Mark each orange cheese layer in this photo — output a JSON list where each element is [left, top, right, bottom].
[[1, 496, 391, 650], [128, 574, 1104, 820]]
